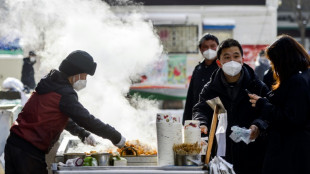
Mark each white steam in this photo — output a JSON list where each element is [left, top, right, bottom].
[[0, 0, 163, 146]]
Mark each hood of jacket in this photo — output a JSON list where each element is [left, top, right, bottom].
[[35, 69, 73, 94]]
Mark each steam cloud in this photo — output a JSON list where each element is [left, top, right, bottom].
[[0, 0, 163, 147]]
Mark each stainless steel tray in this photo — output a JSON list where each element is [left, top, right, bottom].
[[55, 166, 208, 174], [55, 138, 158, 166]]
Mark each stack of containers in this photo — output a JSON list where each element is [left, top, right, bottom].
[[183, 120, 201, 144], [156, 113, 182, 166]]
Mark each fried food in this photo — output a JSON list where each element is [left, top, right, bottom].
[[117, 140, 157, 156]]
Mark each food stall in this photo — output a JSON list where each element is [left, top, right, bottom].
[[52, 138, 208, 174]]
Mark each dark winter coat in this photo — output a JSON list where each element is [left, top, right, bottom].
[[193, 64, 270, 174], [263, 67, 274, 90], [256, 68, 310, 174], [10, 69, 122, 153], [183, 60, 218, 124], [21, 57, 36, 89]]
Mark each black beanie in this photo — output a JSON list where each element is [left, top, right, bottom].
[[59, 50, 97, 76]]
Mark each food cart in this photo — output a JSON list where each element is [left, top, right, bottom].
[[52, 138, 208, 174]]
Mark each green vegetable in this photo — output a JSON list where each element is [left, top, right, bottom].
[[83, 157, 98, 166]]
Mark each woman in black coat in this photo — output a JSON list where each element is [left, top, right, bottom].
[[249, 34, 310, 174]]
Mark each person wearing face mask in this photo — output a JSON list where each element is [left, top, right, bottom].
[[182, 33, 219, 124], [254, 49, 270, 81], [193, 39, 270, 174], [249, 35, 310, 174], [21, 51, 37, 92], [5, 50, 126, 174]]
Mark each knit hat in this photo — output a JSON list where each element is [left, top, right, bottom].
[[29, 51, 36, 56], [59, 50, 97, 76]]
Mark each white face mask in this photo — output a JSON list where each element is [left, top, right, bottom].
[[222, 61, 242, 76], [202, 49, 217, 60], [30, 57, 36, 62], [73, 75, 87, 91]]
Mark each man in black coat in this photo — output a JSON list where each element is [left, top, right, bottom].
[[193, 39, 269, 174], [183, 33, 219, 124], [21, 51, 37, 91]]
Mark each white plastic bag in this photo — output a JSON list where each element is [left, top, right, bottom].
[[64, 157, 84, 167], [229, 126, 254, 144], [209, 156, 236, 174], [215, 113, 227, 157]]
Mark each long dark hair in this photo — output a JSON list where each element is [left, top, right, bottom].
[[266, 34, 310, 90]]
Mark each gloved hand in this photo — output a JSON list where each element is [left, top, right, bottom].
[[84, 134, 96, 146], [115, 136, 126, 148]]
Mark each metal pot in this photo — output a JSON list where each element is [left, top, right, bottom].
[[63, 153, 86, 163], [91, 153, 111, 166], [174, 154, 201, 166]]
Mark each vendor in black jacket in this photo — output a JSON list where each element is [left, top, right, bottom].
[[183, 33, 219, 124], [193, 39, 269, 174], [5, 50, 126, 174]]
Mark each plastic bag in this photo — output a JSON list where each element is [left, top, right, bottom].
[[65, 157, 84, 166], [209, 156, 236, 174], [215, 113, 227, 156], [229, 126, 254, 144]]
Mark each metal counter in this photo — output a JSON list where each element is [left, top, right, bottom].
[[54, 166, 208, 174], [54, 138, 208, 174]]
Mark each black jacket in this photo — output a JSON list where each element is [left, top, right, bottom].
[[183, 60, 218, 124], [36, 70, 122, 146], [256, 68, 310, 174], [21, 57, 36, 89], [193, 64, 269, 174]]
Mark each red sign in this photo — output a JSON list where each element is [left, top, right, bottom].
[[242, 45, 268, 69]]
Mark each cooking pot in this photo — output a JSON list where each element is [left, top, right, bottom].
[[91, 153, 111, 166], [174, 154, 201, 166]]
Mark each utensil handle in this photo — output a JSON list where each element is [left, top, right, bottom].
[[205, 105, 219, 164]]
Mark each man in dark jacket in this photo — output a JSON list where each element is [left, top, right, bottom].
[[21, 51, 37, 91], [193, 39, 269, 174], [183, 33, 219, 124], [5, 50, 126, 174], [254, 49, 270, 81]]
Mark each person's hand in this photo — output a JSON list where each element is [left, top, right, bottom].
[[249, 125, 260, 140], [84, 134, 96, 146], [248, 93, 261, 107], [115, 136, 126, 148], [200, 125, 208, 134]]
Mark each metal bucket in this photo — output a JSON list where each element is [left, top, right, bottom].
[[174, 154, 201, 166], [91, 153, 111, 166], [63, 153, 86, 163]]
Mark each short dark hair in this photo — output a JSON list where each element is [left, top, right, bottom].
[[266, 34, 310, 89], [198, 33, 219, 48], [217, 39, 243, 59]]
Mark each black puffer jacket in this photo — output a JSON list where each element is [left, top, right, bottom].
[[183, 60, 218, 124], [36, 70, 122, 146], [193, 64, 270, 174], [256, 68, 310, 174]]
